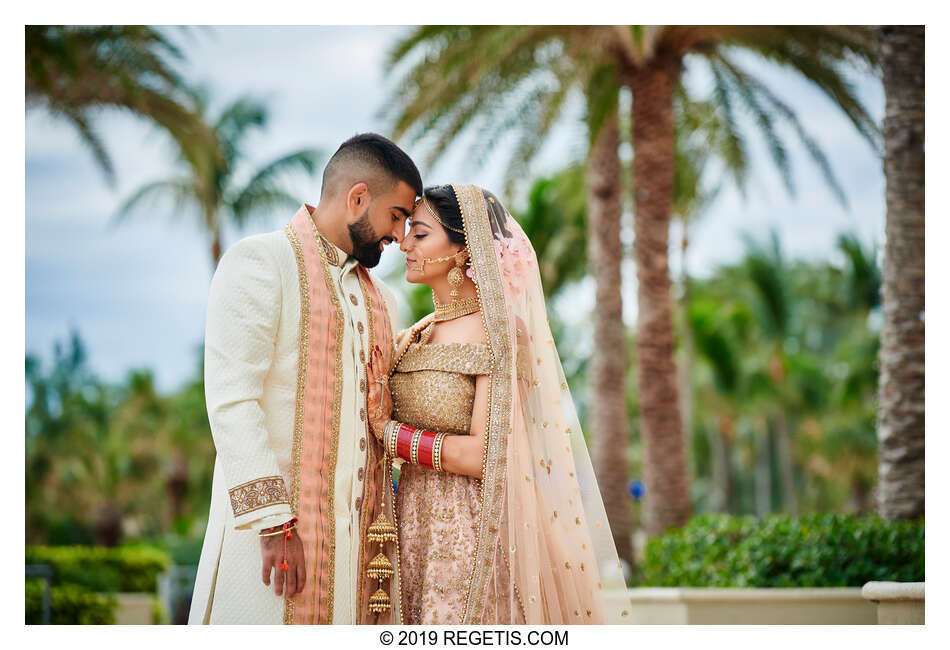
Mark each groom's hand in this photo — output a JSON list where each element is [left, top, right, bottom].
[[260, 528, 307, 598]]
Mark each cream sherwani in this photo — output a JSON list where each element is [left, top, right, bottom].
[[189, 221, 398, 624]]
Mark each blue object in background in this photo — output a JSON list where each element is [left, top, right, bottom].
[[628, 479, 645, 501]]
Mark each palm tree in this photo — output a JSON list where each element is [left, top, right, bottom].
[[875, 26, 924, 520], [117, 91, 323, 269], [25, 25, 213, 185], [611, 26, 880, 535]]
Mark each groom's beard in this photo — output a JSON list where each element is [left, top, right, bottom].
[[348, 208, 390, 268]]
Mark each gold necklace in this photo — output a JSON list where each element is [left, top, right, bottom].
[[433, 295, 481, 322]]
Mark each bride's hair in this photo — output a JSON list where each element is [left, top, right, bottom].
[[421, 185, 466, 245]]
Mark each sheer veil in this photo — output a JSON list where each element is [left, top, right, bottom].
[[451, 184, 631, 624]]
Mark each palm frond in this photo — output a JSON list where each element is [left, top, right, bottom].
[[215, 96, 268, 167], [228, 187, 301, 227], [738, 33, 881, 154], [741, 231, 790, 337], [61, 109, 115, 185], [714, 52, 849, 207], [382, 26, 597, 184], [707, 63, 750, 198], [113, 178, 196, 224], [26, 26, 214, 184], [710, 56, 796, 199], [230, 149, 322, 223]]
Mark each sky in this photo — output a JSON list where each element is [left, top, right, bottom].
[[25, 26, 886, 392]]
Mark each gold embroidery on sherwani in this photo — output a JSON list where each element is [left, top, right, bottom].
[[228, 477, 290, 517], [282, 222, 310, 625], [284, 223, 310, 518]]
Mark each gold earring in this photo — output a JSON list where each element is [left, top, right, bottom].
[[447, 249, 468, 299]]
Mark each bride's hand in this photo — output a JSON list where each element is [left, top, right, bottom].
[[366, 345, 393, 442]]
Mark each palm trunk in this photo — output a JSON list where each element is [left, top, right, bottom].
[[850, 475, 873, 515], [876, 26, 925, 520], [94, 501, 122, 547], [678, 221, 694, 469], [587, 110, 634, 566], [710, 414, 734, 512], [629, 58, 691, 536], [166, 450, 189, 524], [754, 421, 772, 517], [774, 414, 798, 515]]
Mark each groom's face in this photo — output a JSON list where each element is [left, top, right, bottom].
[[345, 180, 415, 268]]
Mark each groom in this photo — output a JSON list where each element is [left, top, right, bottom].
[[189, 133, 420, 624]]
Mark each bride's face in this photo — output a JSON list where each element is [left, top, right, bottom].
[[400, 209, 464, 285]]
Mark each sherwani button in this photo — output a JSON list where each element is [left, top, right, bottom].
[[360, 437, 366, 451], [358, 322, 364, 334], [349, 294, 358, 305], [358, 468, 364, 481]]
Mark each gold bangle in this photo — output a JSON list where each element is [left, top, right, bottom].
[[432, 433, 446, 473], [410, 428, 422, 465], [388, 421, 399, 458], [259, 524, 296, 538]]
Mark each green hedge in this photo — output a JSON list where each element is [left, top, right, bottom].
[[26, 580, 116, 625], [26, 545, 171, 593], [642, 514, 924, 587]]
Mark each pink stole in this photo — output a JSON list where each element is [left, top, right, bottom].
[[283, 205, 396, 624]]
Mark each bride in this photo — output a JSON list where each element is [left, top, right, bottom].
[[365, 184, 630, 624]]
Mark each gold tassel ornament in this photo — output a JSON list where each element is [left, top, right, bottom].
[[369, 588, 392, 614], [365, 511, 397, 614]]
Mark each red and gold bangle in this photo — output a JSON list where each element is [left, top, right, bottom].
[[388, 422, 446, 472], [417, 429, 436, 468], [396, 423, 413, 461]]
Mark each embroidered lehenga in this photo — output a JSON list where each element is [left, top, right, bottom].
[[382, 185, 631, 625], [390, 323, 520, 624]]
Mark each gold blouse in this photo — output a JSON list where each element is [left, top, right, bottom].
[[390, 324, 493, 435]]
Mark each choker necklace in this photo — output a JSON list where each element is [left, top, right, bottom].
[[433, 295, 481, 322]]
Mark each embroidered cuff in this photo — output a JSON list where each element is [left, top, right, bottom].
[[228, 476, 290, 518]]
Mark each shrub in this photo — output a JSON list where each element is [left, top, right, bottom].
[[641, 513, 924, 587], [26, 545, 171, 593], [26, 580, 116, 625]]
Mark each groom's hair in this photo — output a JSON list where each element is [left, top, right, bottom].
[[320, 132, 423, 201]]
